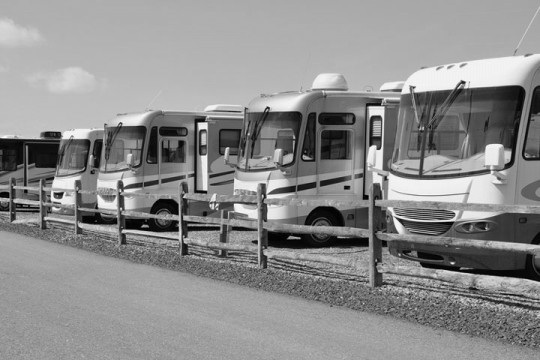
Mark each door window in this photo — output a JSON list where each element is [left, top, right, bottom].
[[524, 87, 540, 159], [162, 140, 185, 163], [320, 130, 351, 160]]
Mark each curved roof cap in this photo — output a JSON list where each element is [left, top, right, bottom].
[[204, 104, 243, 113], [311, 73, 349, 91], [380, 81, 405, 92]]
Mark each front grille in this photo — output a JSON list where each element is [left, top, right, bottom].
[[397, 218, 453, 236], [100, 194, 116, 203], [393, 207, 455, 221], [97, 188, 116, 203], [53, 192, 64, 200], [234, 189, 257, 196]]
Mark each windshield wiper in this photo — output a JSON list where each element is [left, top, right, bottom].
[[104, 122, 123, 161], [251, 107, 270, 143], [409, 85, 423, 130], [247, 107, 270, 168], [57, 135, 74, 166], [427, 80, 466, 130]]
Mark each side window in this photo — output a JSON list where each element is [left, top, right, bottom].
[[320, 130, 351, 160], [31, 144, 58, 168], [524, 87, 540, 159], [159, 127, 188, 136], [0, 148, 17, 171], [302, 113, 316, 161], [199, 130, 207, 156], [369, 115, 383, 150], [219, 129, 241, 155], [92, 140, 103, 168], [147, 127, 158, 164], [162, 140, 185, 163], [319, 113, 355, 125]]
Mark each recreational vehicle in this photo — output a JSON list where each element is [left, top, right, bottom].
[[0, 131, 61, 210], [96, 105, 244, 231], [51, 128, 107, 222], [385, 54, 540, 280], [230, 74, 401, 246]]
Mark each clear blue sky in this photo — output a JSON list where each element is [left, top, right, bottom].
[[2, 0, 540, 136]]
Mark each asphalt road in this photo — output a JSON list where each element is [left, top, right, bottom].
[[0, 231, 538, 360]]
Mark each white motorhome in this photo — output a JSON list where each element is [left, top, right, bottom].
[[96, 105, 244, 231], [0, 132, 61, 210], [51, 128, 106, 222], [231, 74, 401, 246], [386, 54, 540, 280]]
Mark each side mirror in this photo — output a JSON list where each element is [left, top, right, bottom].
[[484, 144, 506, 183], [126, 153, 134, 168], [367, 145, 377, 169], [366, 145, 389, 178], [224, 147, 230, 165], [89, 154, 96, 168], [273, 148, 284, 166], [484, 144, 504, 171]]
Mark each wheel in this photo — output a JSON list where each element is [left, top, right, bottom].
[[148, 202, 178, 232], [525, 239, 540, 281], [0, 194, 9, 211], [301, 210, 339, 247]]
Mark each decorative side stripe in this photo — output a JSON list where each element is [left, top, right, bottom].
[[209, 170, 235, 179], [320, 175, 352, 187], [268, 172, 363, 195], [210, 179, 234, 186], [268, 185, 297, 195], [124, 173, 195, 190]]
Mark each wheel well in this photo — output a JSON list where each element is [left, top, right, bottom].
[[531, 233, 540, 245], [151, 199, 178, 214], [306, 207, 344, 227]]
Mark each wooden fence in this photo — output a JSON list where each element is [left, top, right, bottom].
[[1, 177, 540, 297]]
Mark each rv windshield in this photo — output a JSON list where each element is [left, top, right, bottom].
[[101, 126, 145, 172], [238, 111, 301, 171], [56, 139, 91, 176], [391, 86, 524, 178]]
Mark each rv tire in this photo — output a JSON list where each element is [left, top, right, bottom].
[[0, 193, 9, 211], [301, 210, 338, 247], [148, 202, 178, 232]]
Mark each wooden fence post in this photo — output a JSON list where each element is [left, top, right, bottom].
[[116, 180, 126, 245], [257, 183, 268, 269], [39, 179, 47, 229], [9, 177, 16, 222], [178, 181, 188, 256], [369, 183, 383, 288], [74, 180, 82, 235], [219, 210, 230, 257]]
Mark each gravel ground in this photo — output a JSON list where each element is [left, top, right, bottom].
[[1, 212, 540, 349]]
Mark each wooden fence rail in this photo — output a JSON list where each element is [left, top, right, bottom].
[[2, 176, 540, 297]]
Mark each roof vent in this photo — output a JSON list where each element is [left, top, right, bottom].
[[40, 131, 62, 139], [380, 81, 405, 92], [311, 73, 349, 91], [204, 104, 244, 113]]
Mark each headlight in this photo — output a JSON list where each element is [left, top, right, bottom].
[[455, 220, 496, 234]]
